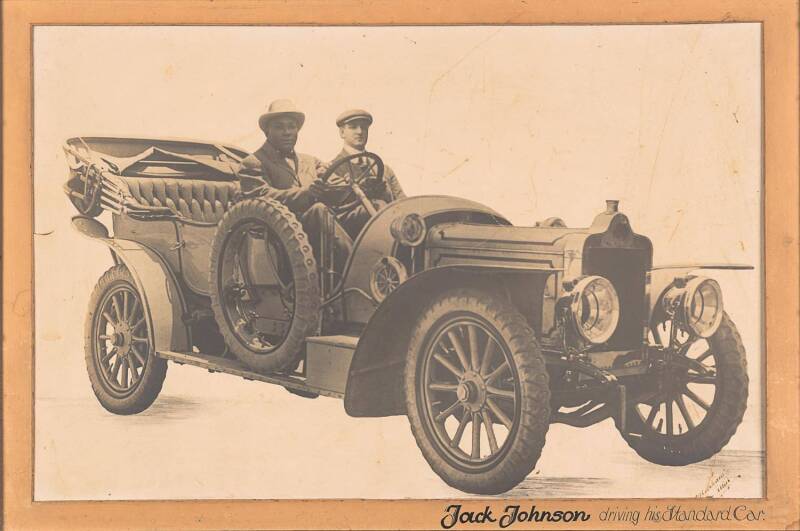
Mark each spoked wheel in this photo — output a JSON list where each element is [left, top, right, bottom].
[[405, 288, 550, 495], [85, 265, 167, 414], [222, 221, 295, 351], [210, 198, 319, 372], [616, 312, 748, 465]]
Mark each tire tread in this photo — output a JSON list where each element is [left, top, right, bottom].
[[84, 265, 167, 415], [404, 288, 551, 494], [618, 313, 749, 465], [208, 198, 320, 372]]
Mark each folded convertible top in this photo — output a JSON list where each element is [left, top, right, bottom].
[[64, 136, 249, 181]]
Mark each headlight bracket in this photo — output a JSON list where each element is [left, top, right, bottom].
[[661, 275, 724, 338]]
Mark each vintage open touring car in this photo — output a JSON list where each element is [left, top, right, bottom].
[[63, 136, 751, 494]]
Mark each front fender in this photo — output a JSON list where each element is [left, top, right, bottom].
[[344, 265, 543, 417], [72, 216, 190, 352]]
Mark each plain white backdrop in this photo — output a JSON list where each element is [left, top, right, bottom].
[[33, 24, 762, 499]]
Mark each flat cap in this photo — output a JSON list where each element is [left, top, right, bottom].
[[336, 108, 373, 127]]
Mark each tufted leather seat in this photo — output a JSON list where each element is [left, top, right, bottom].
[[119, 177, 240, 223]]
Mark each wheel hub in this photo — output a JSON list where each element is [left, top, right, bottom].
[[111, 332, 125, 347], [660, 354, 715, 394], [111, 323, 132, 353], [458, 371, 487, 412], [456, 383, 471, 402]]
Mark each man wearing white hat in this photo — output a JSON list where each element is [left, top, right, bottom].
[[328, 108, 406, 237], [240, 99, 337, 210], [240, 99, 351, 267]]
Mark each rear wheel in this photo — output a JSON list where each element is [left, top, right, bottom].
[[85, 265, 167, 414], [404, 288, 550, 494], [209, 198, 320, 372], [616, 313, 748, 465]]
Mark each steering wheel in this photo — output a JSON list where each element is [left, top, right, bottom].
[[320, 151, 384, 184], [319, 152, 385, 216]]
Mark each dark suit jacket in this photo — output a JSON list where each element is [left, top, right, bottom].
[[330, 149, 406, 203], [240, 141, 321, 214]]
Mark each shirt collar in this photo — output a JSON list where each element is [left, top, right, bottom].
[[342, 144, 364, 156], [262, 140, 296, 160]]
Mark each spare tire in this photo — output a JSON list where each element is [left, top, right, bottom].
[[209, 198, 320, 372]]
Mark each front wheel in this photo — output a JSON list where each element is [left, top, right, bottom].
[[85, 265, 167, 414], [404, 288, 551, 495], [616, 313, 748, 465]]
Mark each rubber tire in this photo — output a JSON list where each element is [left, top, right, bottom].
[[404, 288, 551, 495], [617, 313, 748, 465], [85, 265, 167, 415], [209, 198, 320, 373]]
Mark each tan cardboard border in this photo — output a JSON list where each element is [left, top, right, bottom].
[[3, 1, 798, 529]]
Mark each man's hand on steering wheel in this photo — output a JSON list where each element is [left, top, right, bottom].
[[359, 176, 387, 197], [316, 152, 385, 215], [314, 160, 331, 178]]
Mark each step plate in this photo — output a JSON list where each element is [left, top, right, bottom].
[[305, 336, 358, 394], [156, 350, 345, 399]]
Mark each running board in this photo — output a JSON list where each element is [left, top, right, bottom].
[[156, 350, 346, 400]]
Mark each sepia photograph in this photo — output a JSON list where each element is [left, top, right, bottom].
[[31, 23, 766, 503]]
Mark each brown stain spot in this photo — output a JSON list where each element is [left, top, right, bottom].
[[782, 236, 794, 248], [164, 64, 174, 79], [729, 158, 740, 176], [12, 289, 31, 316]]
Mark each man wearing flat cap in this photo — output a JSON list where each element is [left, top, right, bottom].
[[239, 99, 351, 267], [329, 108, 406, 237]]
